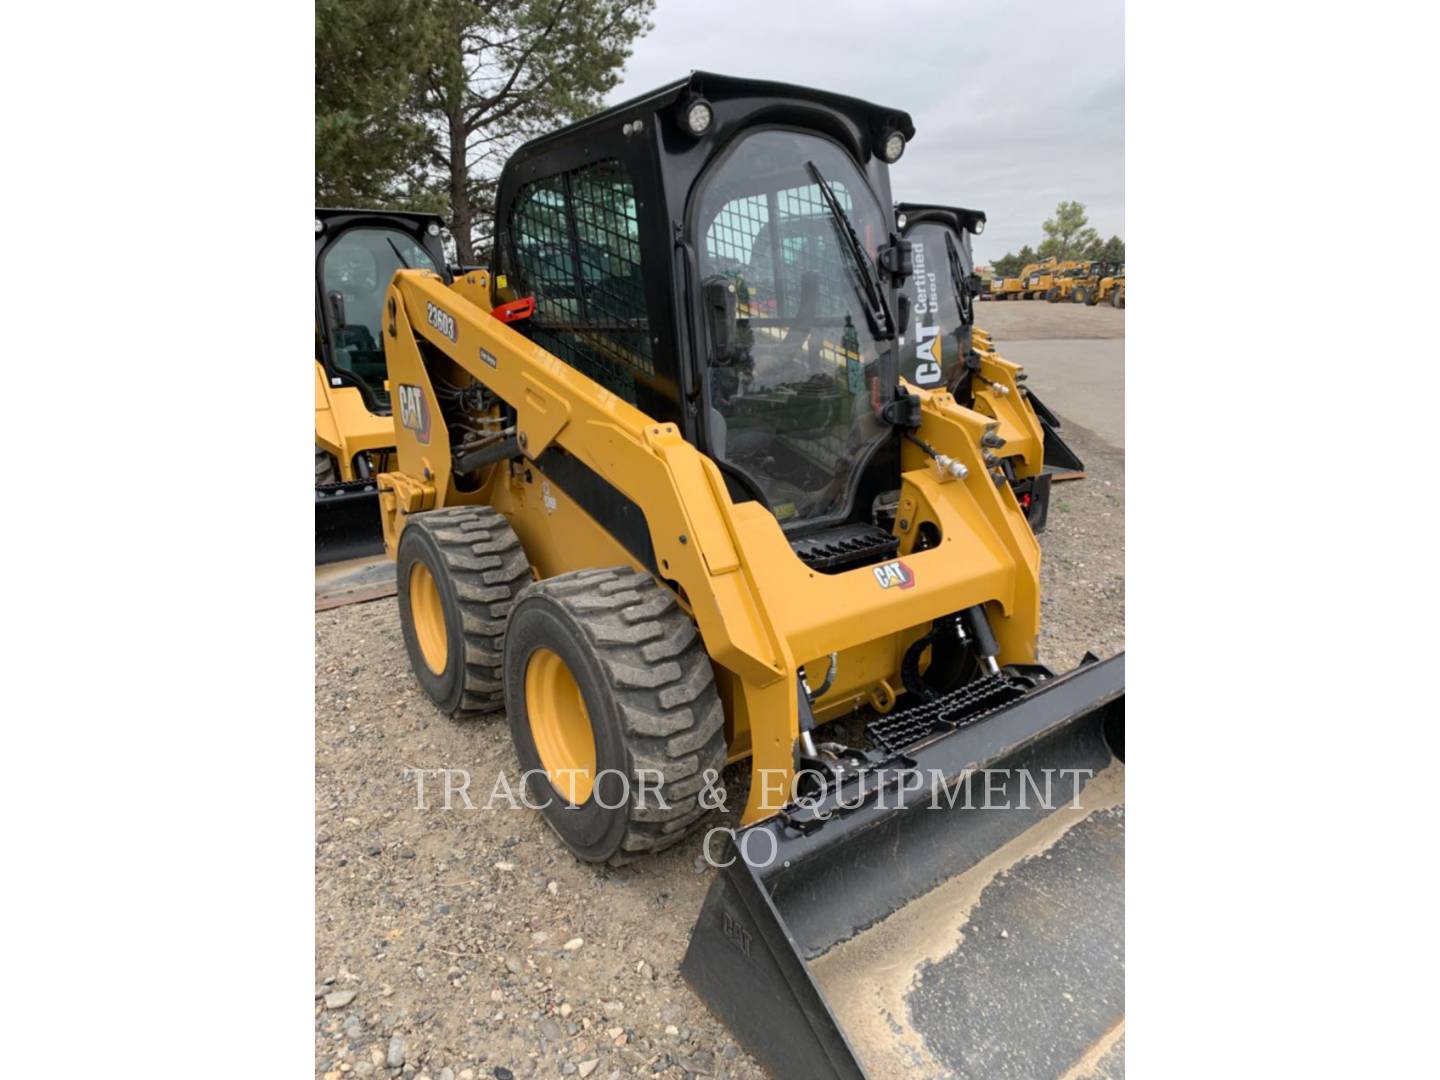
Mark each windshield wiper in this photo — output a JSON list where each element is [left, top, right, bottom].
[[805, 161, 893, 340], [386, 237, 412, 270], [943, 230, 974, 327]]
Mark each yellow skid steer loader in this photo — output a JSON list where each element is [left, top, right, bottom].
[[372, 73, 1124, 1079], [1095, 270, 1126, 308], [315, 208, 448, 566]]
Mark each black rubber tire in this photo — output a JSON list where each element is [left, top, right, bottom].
[[1073, 287, 1089, 305], [316, 447, 338, 485], [396, 506, 532, 716], [1111, 288, 1124, 309], [504, 567, 726, 866], [1045, 287, 1059, 303], [1086, 291, 1099, 306]]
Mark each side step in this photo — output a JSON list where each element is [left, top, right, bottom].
[[790, 523, 901, 575]]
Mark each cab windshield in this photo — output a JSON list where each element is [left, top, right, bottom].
[[903, 222, 973, 391], [320, 227, 438, 405], [693, 130, 891, 526]]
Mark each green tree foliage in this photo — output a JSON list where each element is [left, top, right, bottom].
[[413, 0, 654, 262], [316, 0, 655, 262], [316, 0, 435, 209], [1073, 233, 1125, 268], [991, 205, 1122, 276], [1041, 200, 1100, 261], [991, 245, 1036, 278]]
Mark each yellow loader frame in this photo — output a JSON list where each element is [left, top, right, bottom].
[[314, 362, 393, 482], [377, 269, 1042, 826]]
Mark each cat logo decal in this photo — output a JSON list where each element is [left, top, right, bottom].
[[873, 560, 915, 590], [397, 384, 431, 444]]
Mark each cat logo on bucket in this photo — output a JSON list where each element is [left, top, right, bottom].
[[873, 560, 915, 590], [397, 384, 431, 444]]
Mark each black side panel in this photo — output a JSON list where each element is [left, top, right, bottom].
[[532, 447, 658, 576], [683, 844, 868, 1080], [1018, 471, 1052, 534], [1026, 389, 1086, 476], [1025, 388, 1063, 428], [316, 481, 385, 564], [1041, 418, 1085, 475]]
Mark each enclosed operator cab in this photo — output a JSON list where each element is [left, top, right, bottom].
[[314, 208, 449, 563], [491, 72, 918, 569]]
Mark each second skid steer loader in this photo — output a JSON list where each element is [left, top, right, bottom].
[[896, 202, 1086, 518], [372, 73, 1124, 1079], [315, 208, 448, 565], [1093, 269, 1126, 308]]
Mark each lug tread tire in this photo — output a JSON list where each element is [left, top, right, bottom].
[[516, 567, 726, 866], [404, 506, 532, 716], [316, 447, 338, 485]]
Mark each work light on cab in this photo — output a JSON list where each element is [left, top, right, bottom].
[[680, 96, 713, 136]]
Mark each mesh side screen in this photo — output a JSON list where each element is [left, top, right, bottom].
[[508, 159, 650, 403], [570, 160, 653, 379], [510, 179, 576, 318], [779, 182, 851, 317], [702, 181, 853, 319]]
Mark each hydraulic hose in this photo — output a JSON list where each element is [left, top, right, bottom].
[[453, 435, 520, 475]]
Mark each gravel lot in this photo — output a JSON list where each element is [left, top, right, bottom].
[[315, 305, 1124, 1080]]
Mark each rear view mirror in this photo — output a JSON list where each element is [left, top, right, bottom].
[[327, 290, 347, 329], [877, 234, 914, 283], [702, 276, 737, 364]]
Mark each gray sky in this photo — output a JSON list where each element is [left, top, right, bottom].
[[608, 0, 1124, 266]]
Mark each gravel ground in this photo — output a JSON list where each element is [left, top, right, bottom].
[[315, 310, 1124, 1080], [1036, 419, 1126, 669]]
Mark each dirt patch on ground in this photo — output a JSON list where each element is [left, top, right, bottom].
[[811, 765, 1125, 1079], [315, 427, 1124, 1080], [976, 298, 1125, 341]]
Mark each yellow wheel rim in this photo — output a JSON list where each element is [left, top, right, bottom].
[[409, 562, 448, 675], [525, 648, 596, 804]]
